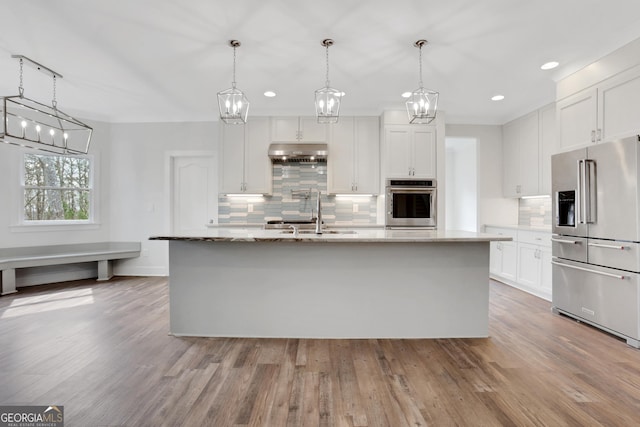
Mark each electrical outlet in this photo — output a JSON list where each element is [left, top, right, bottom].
[[248, 203, 253, 213], [353, 204, 359, 213]]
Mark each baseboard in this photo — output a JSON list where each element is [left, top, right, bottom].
[[113, 266, 168, 276]]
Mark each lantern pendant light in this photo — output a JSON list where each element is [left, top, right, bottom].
[[1, 55, 93, 154], [406, 39, 439, 124], [217, 40, 249, 124], [315, 39, 342, 124]]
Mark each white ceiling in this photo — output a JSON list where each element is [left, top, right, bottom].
[[2, 0, 640, 125]]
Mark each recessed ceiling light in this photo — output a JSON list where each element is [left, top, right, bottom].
[[264, 91, 276, 97], [540, 61, 559, 70], [491, 95, 505, 101], [401, 92, 412, 98]]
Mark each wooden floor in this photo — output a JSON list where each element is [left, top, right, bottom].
[[1, 277, 639, 426]]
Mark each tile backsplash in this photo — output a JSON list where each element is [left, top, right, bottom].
[[218, 162, 377, 224], [518, 196, 551, 227]]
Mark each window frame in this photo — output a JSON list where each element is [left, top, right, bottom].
[[19, 152, 98, 226]]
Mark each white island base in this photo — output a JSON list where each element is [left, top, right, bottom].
[[166, 237, 492, 339]]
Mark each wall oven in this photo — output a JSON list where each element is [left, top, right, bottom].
[[385, 178, 436, 228]]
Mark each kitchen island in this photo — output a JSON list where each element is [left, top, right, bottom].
[[150, 229, 511, 339]]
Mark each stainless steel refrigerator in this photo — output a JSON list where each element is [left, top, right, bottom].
[[552, 135, 640, 348]]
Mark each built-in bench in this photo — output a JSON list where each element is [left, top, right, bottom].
[[0, 242, 141, 295]]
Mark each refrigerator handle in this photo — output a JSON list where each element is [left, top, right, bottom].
[[585, 159, 596, 224], [577, 159, 585, 224], [551, 260, 626, 280]]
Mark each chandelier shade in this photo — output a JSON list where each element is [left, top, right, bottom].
[[1, 55, 92, 155], [217, 40, 249, 124], [315, 39, 341, 124], [406, 40, 439, 124], [1, 95, 93, 155]]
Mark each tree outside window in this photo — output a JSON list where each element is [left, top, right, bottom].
[[23, 154, 92, 221]]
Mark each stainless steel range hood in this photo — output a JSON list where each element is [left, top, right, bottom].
[[268, 143, 328, 162]]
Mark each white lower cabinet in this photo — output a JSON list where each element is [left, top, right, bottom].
[[486, 226, 552, 301], [487, 227, 517, 282]]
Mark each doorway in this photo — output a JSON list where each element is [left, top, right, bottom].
[[170, 154, 218, 234], [445, 137, 477, 232]]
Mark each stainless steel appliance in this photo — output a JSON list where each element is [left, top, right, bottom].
[[268, 143, 328, 162], [551, 135, 640, 348], [385, 178, 436, 228]]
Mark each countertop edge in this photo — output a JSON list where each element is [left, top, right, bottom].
[[149, 234, 512, 243]]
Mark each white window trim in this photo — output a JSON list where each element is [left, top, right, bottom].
[[13, 152, 100, 230]]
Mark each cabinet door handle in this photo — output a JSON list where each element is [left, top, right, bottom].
[[596, 128, 602, 142], [552, 260, 626, 280], [551, 238, 581, 244], [591, 130, 596, 143]]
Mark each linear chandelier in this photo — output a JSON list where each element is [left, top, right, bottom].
[[1, 55, 93, 155], [217, 40, 249, 124], [406, 40, 439, 124], [315, 39, 342, 124]]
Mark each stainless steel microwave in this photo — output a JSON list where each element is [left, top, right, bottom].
[[385, 178, 436, 228]]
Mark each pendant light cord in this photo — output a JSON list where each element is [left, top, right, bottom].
[[418, 43, 423, 88], [52, 75, 58, 109], [325, 44, 330, 87], [18, 58, 24, 97], [232, 45, 237, 89]]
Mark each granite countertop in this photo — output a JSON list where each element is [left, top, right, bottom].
[[150, 228, 512, 243]]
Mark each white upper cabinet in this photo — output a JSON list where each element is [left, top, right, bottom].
[[383, 125, 436, 178], [219, 123, 245, 194], [271, 116, 327, 142], [328, 116, 379, 194], [219, 117, 272, 194], [502, 104, 556, 198], [557, 64, 640, 152], [556, 88, 598, 151], [502, 110, 540, 197], [598, 65, 640, 142], [538, 103, 556, 196]]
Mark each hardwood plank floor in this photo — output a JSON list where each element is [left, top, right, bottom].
[[1, 276, 639, 426]]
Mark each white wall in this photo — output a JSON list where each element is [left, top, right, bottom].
[[445, 137, 477, 232], [109, 121, 218, 276], [445, 125, 518, 229]]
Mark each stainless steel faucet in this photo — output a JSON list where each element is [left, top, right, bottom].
[[315, 189, 322, 234]]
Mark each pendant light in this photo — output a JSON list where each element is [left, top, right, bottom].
[[1, 55, 93, 154], [406, 40, 439, 124], [217, 40, 249, 124], [314, 39, 342, 124]]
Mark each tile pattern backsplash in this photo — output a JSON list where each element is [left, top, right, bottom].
[[218, 162, 377, 224], [518, 196, 551, 227]]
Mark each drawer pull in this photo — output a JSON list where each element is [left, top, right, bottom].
[[587, 243, 626, 250], [551, 260, 626, 280], [551, 238, 581, 245]]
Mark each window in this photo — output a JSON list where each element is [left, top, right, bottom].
[[22, 153, 93, 222]]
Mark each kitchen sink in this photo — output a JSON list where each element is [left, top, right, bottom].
[[279, 229, 357, 235]]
